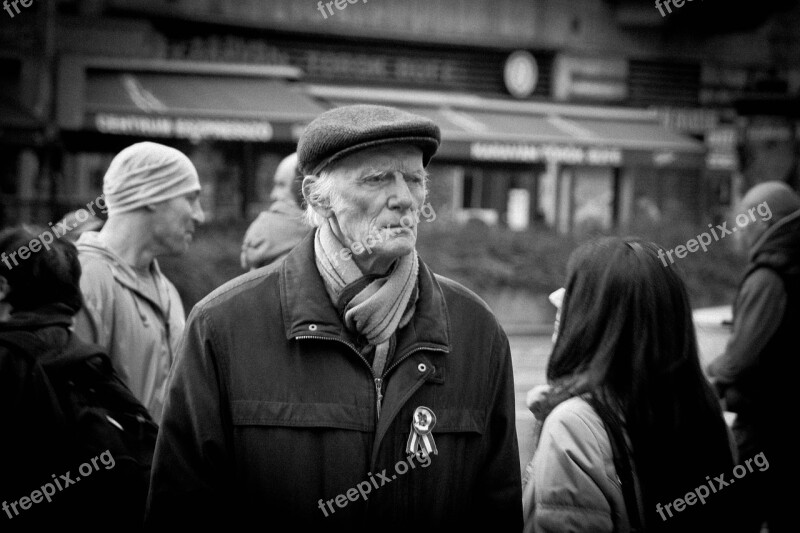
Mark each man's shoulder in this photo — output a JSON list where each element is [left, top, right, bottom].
[[193, 262, 282, 317], [433, 273, 496, 318], [77, 251, 117, 290]]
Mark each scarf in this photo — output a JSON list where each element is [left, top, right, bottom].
[[314, 221, 419, 376]]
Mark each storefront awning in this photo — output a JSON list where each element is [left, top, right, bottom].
[[59, 63, 327, 142], [324, 90, 705, 168]]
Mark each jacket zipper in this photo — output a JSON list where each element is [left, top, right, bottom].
[[295, 334, 383, 418], [295, 336, 448, 421], [374, 345, 448, 418]]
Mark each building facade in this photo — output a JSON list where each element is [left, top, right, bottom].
[[2, 0, 798, 231]]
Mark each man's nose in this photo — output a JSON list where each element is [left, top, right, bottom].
[[192, 201, 206, 225], [386, 172, 414, 211]]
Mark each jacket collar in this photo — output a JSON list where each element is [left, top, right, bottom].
[[77, 231, 172, 315], [280, 232, 450, 354], [0, 303, 75, 332]]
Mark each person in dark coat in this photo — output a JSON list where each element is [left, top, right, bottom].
[[0, 225, 146, 532], [707, 181, 800, 533], [146, 105, 522, 532]]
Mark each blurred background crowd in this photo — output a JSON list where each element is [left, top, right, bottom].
[[1, 0, 799, 324]]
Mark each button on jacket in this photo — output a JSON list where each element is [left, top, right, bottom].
[[146, 233, 522, 532]]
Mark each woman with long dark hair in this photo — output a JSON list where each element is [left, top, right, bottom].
[[522, 237, 740, 532]]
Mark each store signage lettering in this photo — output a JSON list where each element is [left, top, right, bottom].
[[552, 55, 628, 102], [95, 114, 274, 141], [470, 142, 622, 166], [167, 35, 459, 85], [168, 36, 291, 66], [655, 107, 719, 134], [303, 50, 457, 85]]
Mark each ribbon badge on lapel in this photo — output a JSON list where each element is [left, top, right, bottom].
[[406, 406, 438, 459]]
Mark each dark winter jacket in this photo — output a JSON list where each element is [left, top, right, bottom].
[[708, 207, 800, 424], [146, 233, 522, 532], [707, 207, 800, 528]]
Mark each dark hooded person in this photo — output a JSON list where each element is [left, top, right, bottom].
[[707, 181, 800, 533]]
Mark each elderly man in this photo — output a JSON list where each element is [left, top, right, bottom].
[[74, 142, 204, 424], [147, 105, 522, 531], [707, 181, 800, 533], [240, 152, 310, 270]]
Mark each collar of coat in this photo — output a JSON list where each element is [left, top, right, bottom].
[[279, 231, 451, 356]]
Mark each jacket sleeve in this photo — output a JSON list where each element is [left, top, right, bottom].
[[145, 305, 234, 529], [706, 268, 786, 386], [476, 326, 522, 531], [73, 259, 114, 349], [525, 403, 616, 533]]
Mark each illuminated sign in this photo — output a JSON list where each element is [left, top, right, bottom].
[[552, 55, 628, 102], [94, 114, 274, 141], [504, 51, 538, 99], [470, 142, 622, 166]]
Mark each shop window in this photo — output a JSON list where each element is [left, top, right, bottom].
[[572, 166, 614, 233]]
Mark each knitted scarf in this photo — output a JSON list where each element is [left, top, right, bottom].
[[314, 222, 419, 376]]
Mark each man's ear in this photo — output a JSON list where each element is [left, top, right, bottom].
[[302, 175, 333, 219]]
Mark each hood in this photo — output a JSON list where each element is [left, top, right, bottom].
[[750, 208, 800, 274]]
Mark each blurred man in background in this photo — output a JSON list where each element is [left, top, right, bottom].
[[707, 180, 800, 533], [74, 141, 204, 424], [240, 152, 310, 270]]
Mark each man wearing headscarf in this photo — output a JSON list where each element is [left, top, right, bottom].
[[707, 181, 800, 533], [73, 142, 205, 424]]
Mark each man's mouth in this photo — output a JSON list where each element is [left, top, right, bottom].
[[383, 224, 412, 233]]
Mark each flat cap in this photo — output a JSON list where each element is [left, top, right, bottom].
[[297, 104, 441, 175]]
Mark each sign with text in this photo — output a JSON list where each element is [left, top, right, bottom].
[[470, 142, 623, 166], [93, 113, 274, 141], [552, 55, 628, 102]]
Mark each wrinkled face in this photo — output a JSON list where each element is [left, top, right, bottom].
[[323, 144, 427, 273], [150, 191, 205, 255]]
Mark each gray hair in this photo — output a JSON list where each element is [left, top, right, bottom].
[[303, 164, 430, 227], [303, 166, 343, 227]]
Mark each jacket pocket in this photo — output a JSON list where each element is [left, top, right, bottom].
[[231, 400, 374, 432]]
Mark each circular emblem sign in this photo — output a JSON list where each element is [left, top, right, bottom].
[[504, 50, 538, 99], [412, 406, 436, 434]]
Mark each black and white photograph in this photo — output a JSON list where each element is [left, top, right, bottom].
[[1, 1, 797, 531]]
